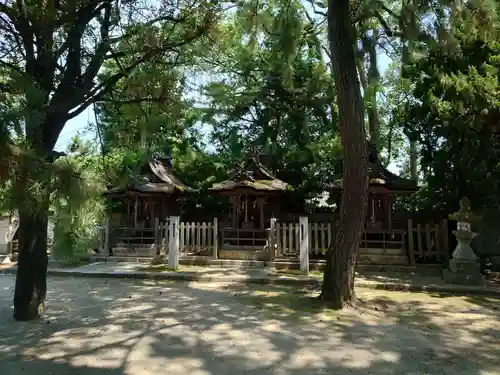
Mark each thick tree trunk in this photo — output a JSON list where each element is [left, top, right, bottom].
[[13, 208, 49, 321], [12, 136, 54, 321], [320, 0, 369, 309]]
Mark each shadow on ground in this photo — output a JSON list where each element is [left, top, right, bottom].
[[0, 274, 499, 375]]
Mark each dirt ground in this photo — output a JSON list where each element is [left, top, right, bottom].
[[0, 275, 499, 375]]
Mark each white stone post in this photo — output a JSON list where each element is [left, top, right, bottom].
[[299, 216, 309, 274], [168, 216, 180, 269], [212, 217, 218, 259]]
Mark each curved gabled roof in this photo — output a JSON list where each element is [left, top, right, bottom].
[[209, 157, 290, 193], [106, 157, 196, 195]]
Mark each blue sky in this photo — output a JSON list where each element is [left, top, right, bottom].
[[55, 53, 393, 153], [55, 106, 94, 151]]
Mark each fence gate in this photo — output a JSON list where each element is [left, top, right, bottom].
[[179, 221, 216, 256], [275, 222, 300, 257]]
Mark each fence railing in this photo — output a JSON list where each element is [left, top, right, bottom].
[[180, 221, 215, 255], [275, 219, 446, 263], [103, 217, 450, 264], [275, 222, 300, 257], [361, 229, 406, 250], [407, 219, 449, 264], [220, 228, 271, 250], [309, 222, 332, 255], [111, 227, 157, 247]]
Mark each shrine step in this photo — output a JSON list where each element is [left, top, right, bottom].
[[112, 246, 156, 257], [358, 247, 406, 256], [218, 249, 271, 261], [357, 254, 409, 266]]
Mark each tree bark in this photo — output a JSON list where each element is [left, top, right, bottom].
[[320, 0, 369, 309], [13, 207, 49, 321], [12, 127, 56, 321], [366, 29, 381, 147], [409, 138, 418, 181]]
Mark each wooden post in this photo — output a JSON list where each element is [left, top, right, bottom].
[[417, 223, 423, 257], [168, 216, 180, 269], [387, 195, 393, 231], [407, 218, 415, 266], [299, 216, 309, 274], [231, 196, 239, 228], [244, 194, 248, 224], [269, 217, 277, 259], [162, 217, 169, 255], [213, 217, 218, 259], [104, 217, 111, 258], [370, 194, 375, 225], [259, 198, 265, 229], [154, 217, 160, 255], [133, 196, 138, 228]]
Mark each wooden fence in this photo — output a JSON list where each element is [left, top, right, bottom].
[[274, 219, 449, 263], [407, 219, 449, 264], [106, 217, 450, 264], [179, 221, 216, 255], [108, 219, 217, 256], [308, 222, 332, 255], [275, 222, 300, 256], [308, 226, 407, 255]]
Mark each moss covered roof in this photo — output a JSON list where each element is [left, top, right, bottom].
[[209, 157, 290, 193], [106, 157, 196, 195]]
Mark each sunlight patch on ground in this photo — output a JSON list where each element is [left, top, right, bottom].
[[1, 276, 499, 375]]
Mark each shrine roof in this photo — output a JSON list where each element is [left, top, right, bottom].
[[105, 157, 196, 195], [209, 157, 290, 193], [330, 144, 419, 192]]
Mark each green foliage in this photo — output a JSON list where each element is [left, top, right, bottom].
[[9, 0, 500, 239], [51, 149, 106, 261], [403, 24, 500, 212], [201, 0, 339, 204]]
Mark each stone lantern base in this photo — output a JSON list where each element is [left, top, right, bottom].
[[442, 259, 484, 285]]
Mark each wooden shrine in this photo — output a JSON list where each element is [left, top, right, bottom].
[[330, 144, 419, 230], [209, 154, 291, 250], [104, 155, 195, 248]]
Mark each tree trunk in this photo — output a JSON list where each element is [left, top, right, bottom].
[[366, 29, 381, 147], [409, 139, 418, 181], [320, 0, 369, 309], [12, 134, 54, 321], [13, 208, 49, 321]]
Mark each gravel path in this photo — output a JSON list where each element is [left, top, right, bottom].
[[0, 275, 499, 375]]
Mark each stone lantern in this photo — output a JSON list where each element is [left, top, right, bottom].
[[443, 197, 484, 285]]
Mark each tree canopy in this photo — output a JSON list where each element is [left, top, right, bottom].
[[2, 0, 500, 317]]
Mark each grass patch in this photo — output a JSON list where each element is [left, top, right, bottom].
[[212, 283, 500, 329], [222, 284, 369, 324]]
